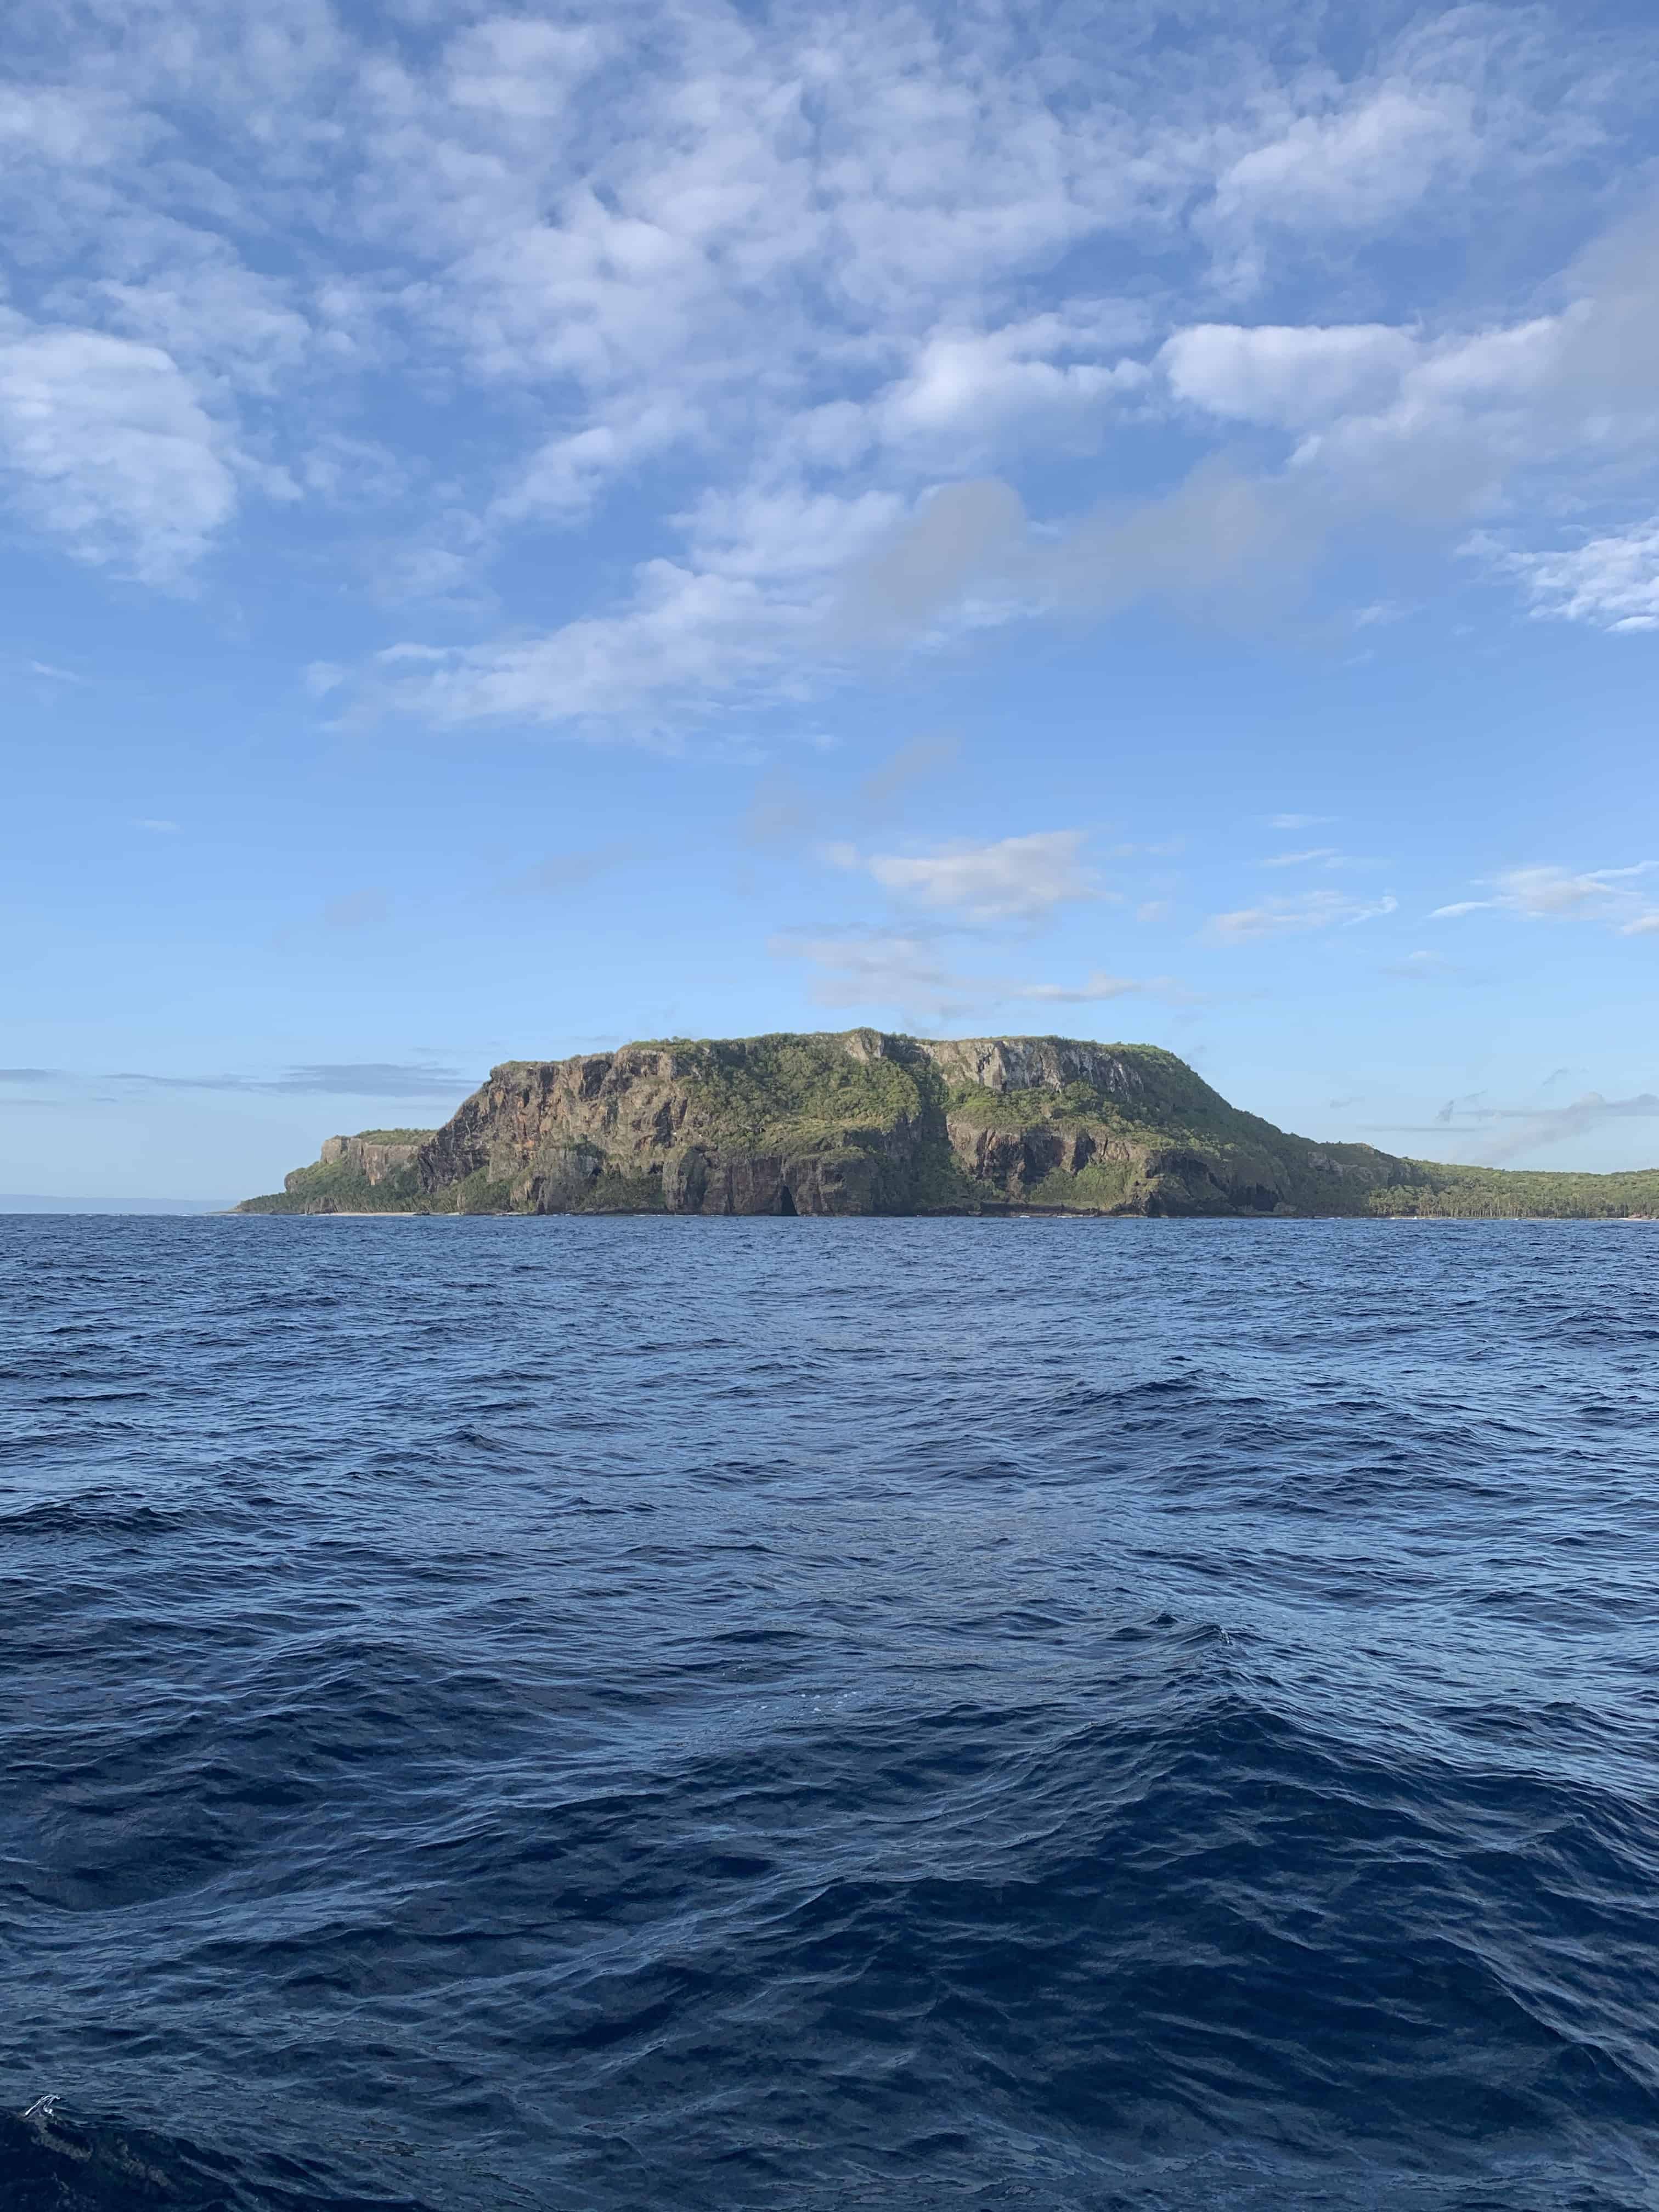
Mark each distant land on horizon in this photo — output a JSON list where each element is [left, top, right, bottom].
[[238, 1032, 1659, 1221], [0, 1195, 232, 1215]]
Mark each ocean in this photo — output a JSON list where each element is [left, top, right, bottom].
[[2, 1214, 1655, 2210]]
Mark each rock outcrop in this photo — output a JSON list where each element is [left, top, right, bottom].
[[241, 1031, 1430, 1217], [305, 1134, 426, 1190], [238, 1031, 1659, 1220]]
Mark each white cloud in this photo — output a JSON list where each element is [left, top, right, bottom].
[[1204, 83, 1481, 256], [1162, 323, 1418, 432], [857, 830, 1097, 921], [1483, 518, 1659, 632], [1014, 971, 1181, 1005], [1208, 889, 1398, 943], [443, 19, 611, 123], [0, 0, 1651, 721], [1431, 863, 1659, 932], [877, 315, 1148, 454], [380, 561, 816, 730], [0, 328, 236, 580]]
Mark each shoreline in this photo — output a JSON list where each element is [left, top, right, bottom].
[[224, 1207, 1659, 1224]]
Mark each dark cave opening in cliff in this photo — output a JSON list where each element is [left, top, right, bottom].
[[779, 1186, 798, 1216]]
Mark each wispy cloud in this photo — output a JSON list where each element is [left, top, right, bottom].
[[114, 1063, 472, 1099], [1431, 863, 1659, 932], [1207, 889, 1397, 943], [832, 830, 1099, 922], [0, 2, 1651, 730], [1474, 517, 1659, 633], [0, 329, 241, 585], [770, 930, 1186, 1023], [1387, 1090, 1659, 1165], [1014, 972, 1192, 1005], [771, 931, 974, 1022]]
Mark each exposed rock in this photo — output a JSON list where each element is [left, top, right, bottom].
[[291, 1133, 426, 1195]]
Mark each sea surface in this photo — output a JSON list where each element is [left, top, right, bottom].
[[2, 1214, 1656, 2211]]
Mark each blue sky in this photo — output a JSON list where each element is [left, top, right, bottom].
[[5, 0, 1659, 1199]]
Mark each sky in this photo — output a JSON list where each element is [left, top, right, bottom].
[[4, 0, 1659, 1201]]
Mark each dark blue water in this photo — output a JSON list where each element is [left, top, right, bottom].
[[2, 1216, 1656, 2211]]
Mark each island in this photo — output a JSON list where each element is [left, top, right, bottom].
[[235, 1031, 1659, 1220]]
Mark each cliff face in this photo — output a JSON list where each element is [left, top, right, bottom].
[[240, 1032, 1447, 1217], [302, 1135, 425, 1191]]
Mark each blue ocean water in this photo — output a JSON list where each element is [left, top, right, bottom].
[[2, 1214, 1656, 2211]]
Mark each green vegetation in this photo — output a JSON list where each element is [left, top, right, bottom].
[[576, 1166, 669, 1212], [1366, 1163, 1659, 1218], [663, 1032, 928, 1151], [237, 1160, 432, 1214], [349, 1127, 436, 1146]]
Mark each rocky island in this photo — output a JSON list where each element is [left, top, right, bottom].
[[236, 1031, 1659, 1220]]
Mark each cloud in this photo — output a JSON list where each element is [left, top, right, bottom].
[[771, 930, 973, 1021], [1207, 889, 1398, 943], [1266, 813, 1334, 830], [1431, 863, 1659, 931], [771, 929, 1182, 1022], [1262, 847, 1342, 867], [839, 478, 1030, 640], [115, 1063, 472, 1099], [134, 817, 180, 833], [837, 456, 1333, 646], [1162, 322, 1419, 432], [1013, 971, 1187, 1005], [1431, 1091, 1659, 1166], [1481, 517, 1659, 632], [849, 830, 1098, 921], [375, 536, 865, 732], [0, 1067, 60, 1082], [876, 317, 1147, 454], [0, 328, 237, 581], [0, 0, 1652, 733], [1201, 80, 1487, 274]]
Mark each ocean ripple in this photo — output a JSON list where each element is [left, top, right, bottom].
[[2, 1215, 1656, 2209]]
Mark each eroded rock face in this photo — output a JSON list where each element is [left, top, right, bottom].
[[919, 1036, 1153, 1102], [298, 1136, 423, 1190]]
